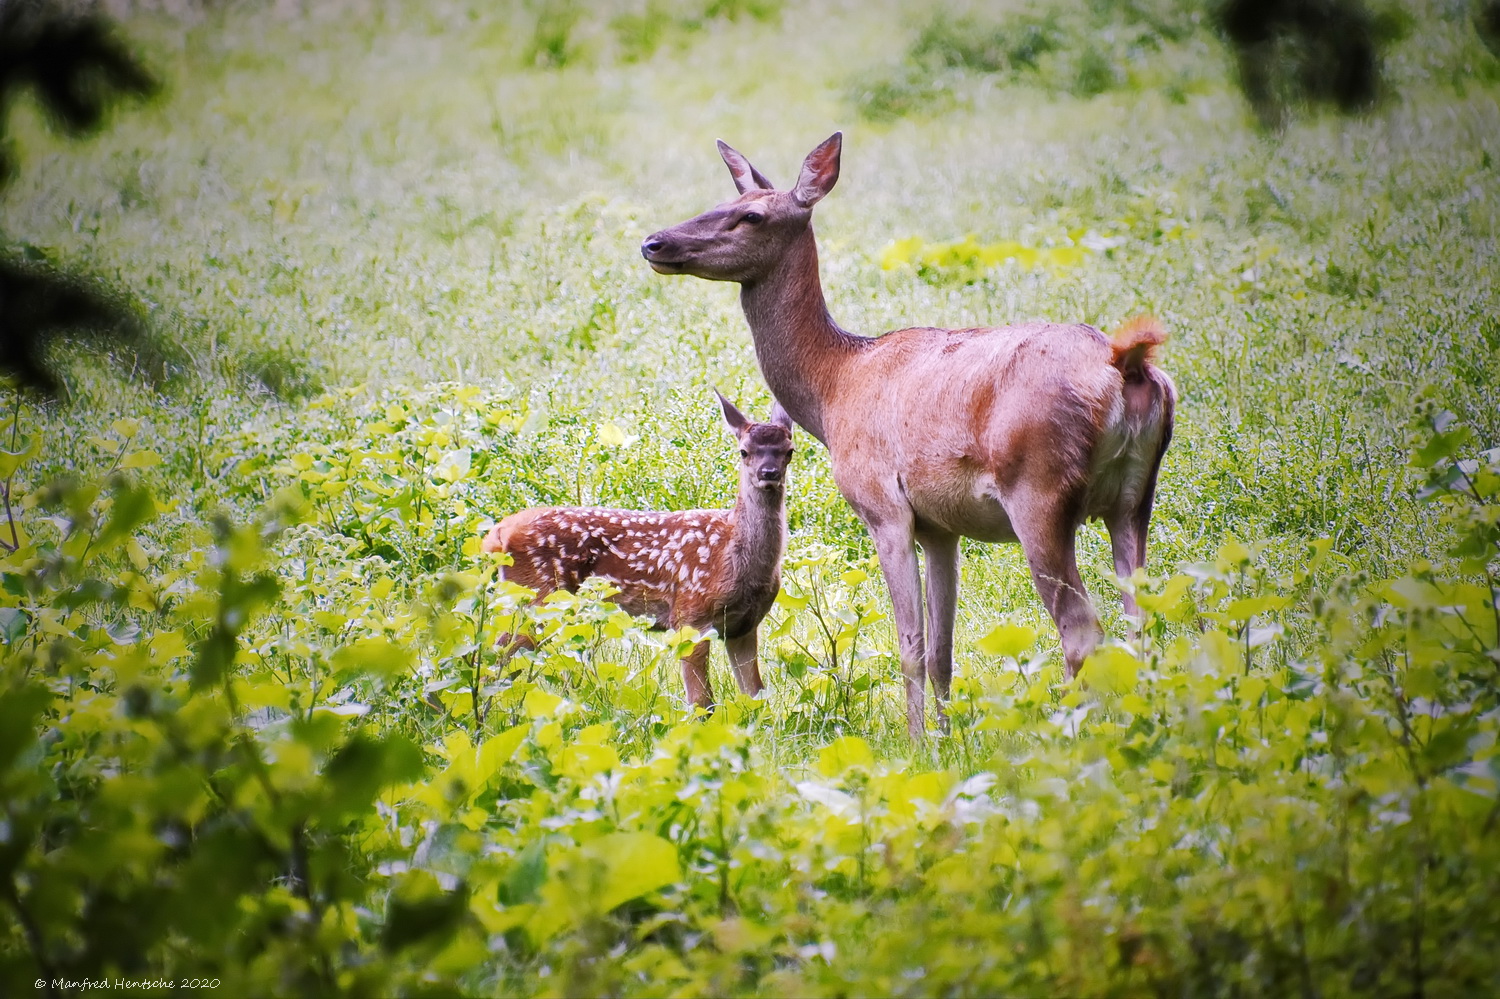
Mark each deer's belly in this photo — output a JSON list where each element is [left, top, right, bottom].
[[910, 490, 1018, 543], [591, 577, 673, 629]]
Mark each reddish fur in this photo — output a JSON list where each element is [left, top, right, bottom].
[[642, 133, 1178, 738], [481, 408, 793, 710], [1109, 315, 1168, 377]]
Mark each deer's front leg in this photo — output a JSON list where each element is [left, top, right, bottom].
[[724, 631, 765, 697], [868, 521, 927, 739], [680, 640, 714, 713]]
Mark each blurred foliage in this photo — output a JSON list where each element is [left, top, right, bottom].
[[1211, 0, 1412, 129], [0, 0, 159, 397], [848, 0, 1207, 120], [3, 396, 1500, 993]]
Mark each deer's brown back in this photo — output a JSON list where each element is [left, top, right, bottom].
[[495, 506, 738, 629]]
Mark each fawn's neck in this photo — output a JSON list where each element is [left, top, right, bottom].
[[729, 482, 786, 585], [739, 227, 864, 445]]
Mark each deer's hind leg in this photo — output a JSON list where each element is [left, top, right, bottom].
[[916, 529, 959, 708], [1011, 490, 1101, 680]]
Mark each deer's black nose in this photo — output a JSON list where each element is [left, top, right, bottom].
[[642, 237, 666, 256]]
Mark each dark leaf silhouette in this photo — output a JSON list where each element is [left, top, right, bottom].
[[0, 255, 158, 397], [1214, 0, 1393, 130], [0, 0, 158, 159], [1479, 0, 1500, 59], [0, 0, 160, 397]]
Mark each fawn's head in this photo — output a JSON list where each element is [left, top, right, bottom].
[[715, 390, 794, 492], [642, 132, 842, 284]]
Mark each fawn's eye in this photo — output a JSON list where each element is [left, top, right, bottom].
[[740, 449, 749, 458], [742, 211, 764, 224]]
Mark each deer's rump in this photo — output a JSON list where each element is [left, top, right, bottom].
[[825, 321, 1173, 540]]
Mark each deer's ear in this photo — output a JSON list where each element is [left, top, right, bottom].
[[714, 388, 750, 433], [769, 400, 793, 432], [717, 139, 775, 194], [792, 131, 841, 207]]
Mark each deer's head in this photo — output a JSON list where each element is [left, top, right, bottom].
[[715, 390, 794, 492], [642, 133, 842, 284]]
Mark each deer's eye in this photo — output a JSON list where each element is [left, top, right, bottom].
[[742, 211, 764, 224], [740, 449, 749, 458]]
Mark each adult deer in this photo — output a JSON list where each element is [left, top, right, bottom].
[[482, 392, 794, 710], [641, 132, 1175, 738]]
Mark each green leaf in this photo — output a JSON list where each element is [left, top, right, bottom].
[[322, 733, 426, 819], [435, 447, 471, 483], [119, 449, 163, 470], [0, 683, 51, 773], [0, 607, 29, 644], [498, 841, 548, 906], [583, 832, 680, 913], [817, 735, 875, 777], [381, 871, 469, 953], [558, 742, 619, 780], [331, 636, 411, 679], [96, 480, 156, 550], [596, 422, 630, 447], [1082, 646, 1139, 695], [977, 622, 1038, 658]]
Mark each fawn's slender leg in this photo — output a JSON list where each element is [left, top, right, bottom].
[[680, 640, 714, 711], [724, 631, 765, 697]]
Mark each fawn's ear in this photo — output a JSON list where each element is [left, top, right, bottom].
[[792, 131, 842, 208], [715, 388, 750, 433], [769, 400, 793, 432], [717, 139, 775, 194]]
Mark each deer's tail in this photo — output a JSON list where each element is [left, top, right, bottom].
[[1109, 315, 1168, 379]]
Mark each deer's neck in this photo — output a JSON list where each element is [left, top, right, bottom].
[[729, 484, 786, 586], [739, 228, 862, 444]]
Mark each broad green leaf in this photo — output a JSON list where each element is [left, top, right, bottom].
[[583, 832, 680, 914], [559, 743, 619, 780], [817, 735, 875, 777], [1082, 646, 1139, 695], [435, 447, 471, 483], [977, 622, 1038, 658], [596, 422, 629, 447], [523, 688, 565, 718], [331, 636, 410, 679], [119, 449, 163, 470]]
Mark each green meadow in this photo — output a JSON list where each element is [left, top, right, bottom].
[[3, 0, 1499, 993]]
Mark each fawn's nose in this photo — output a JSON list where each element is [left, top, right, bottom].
[[641, 236, 666, 257], [758, 465, 784, 485]]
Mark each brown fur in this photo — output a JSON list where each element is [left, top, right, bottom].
[[482, 399, 794, 710], [643, 133, 1177, 738]]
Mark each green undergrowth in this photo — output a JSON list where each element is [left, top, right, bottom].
[[3, 0, 1500, 993], [2, 395, 1498, 994]]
